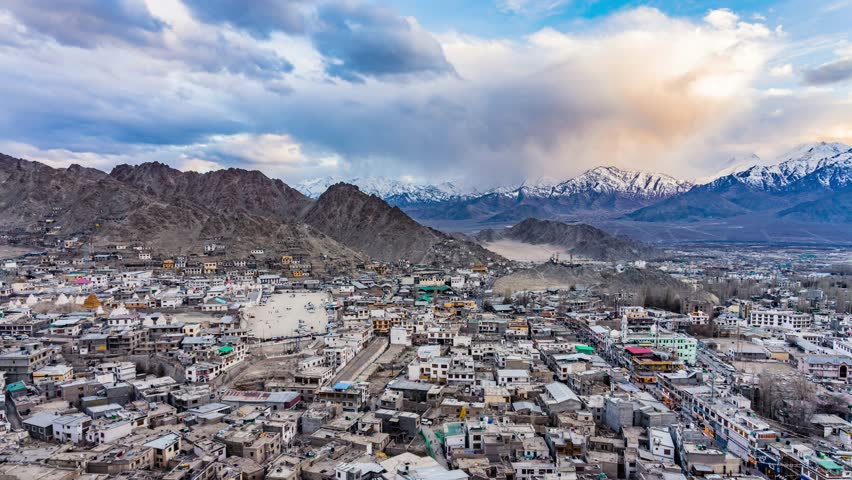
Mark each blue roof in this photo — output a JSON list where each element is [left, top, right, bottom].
[[333, 382, 353, 391], [617, 381, 641, 392]]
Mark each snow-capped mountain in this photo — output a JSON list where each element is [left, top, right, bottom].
[[295, 176, 474, 205], [299, 167, 691, 205], [481, 167, 690, 200], [627, 141, 852, 223], [483, 176, 560, 198], [552, 166, 691, 198], [297, 144, 852, 226], [695, 153, 764, 184], [723, 142, 852, 191]]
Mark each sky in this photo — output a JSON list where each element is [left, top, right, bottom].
[[0, 0, 851, 186]]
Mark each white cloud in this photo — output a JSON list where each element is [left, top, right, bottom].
[[764, 88, 793, 96], [769, 63, 793, 77], [703, 9, 739, 30], [179, 158, 222, 172], [498, 0, 569, 15]]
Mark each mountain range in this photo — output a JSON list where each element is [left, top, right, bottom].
[[298, 166, 692, 223], [297, 142, 852, 228], [627, 142, 852, 223], [2, 140, 850, 262], [0, 155, 500, 265]]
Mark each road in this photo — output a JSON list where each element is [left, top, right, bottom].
[[331, 337, 389, 384], [421, 425, 448, 469], [696, 345, 736, 379]]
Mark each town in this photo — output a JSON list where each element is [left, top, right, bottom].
[[0, 241, 849, 480]]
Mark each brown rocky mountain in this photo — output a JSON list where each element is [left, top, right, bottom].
[[110, 162, 311, 221], [475, 218, 657, 261], [305, 183, 499, 264], [0, 154, 497, 265]]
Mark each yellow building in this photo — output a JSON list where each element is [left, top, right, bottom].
[[443, 300, 477, 309], [203, 261, 217, 274], [33, 365, 74, 383], [507, 318, 529, 335], [125, 300, 148, 309], [472, 264, 488, 273], [182, 323, 202, 337], [630, 357, 680, 385], [768, 348, 790, 362], [370, 264, 389, 275], [372, 317, 391, 335], [162, 259, 175, 269], [281, 255, 293, 265]]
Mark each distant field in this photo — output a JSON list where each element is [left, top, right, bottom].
[[481, 240, 563, 262], [0, 246, 33, 260], [414, 214, 852, 246]]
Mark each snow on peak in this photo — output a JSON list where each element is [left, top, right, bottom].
[[728, 141, 852, 190], [552, 166, 691, 197], [696, 154, 764, 184], [775, 141, 850, 166], [294, 176, 471, 203]]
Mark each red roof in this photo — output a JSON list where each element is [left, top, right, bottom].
[[625, 346, 653, 355]]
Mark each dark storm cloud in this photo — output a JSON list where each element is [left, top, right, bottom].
[[180, 0, 454, 83], [171, 32, 294, 79], [2, 0, 165, 47], [312, 1, 455, 82], [803, 57, 852, 85], [182, 0, 309, 37], [2, 0, 293, 81], [0, 66, 246, 152]]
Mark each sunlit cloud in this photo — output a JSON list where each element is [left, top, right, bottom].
[[0, 1, 849, 185]]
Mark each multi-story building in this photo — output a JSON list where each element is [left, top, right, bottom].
[[749, 310, 812, 330], [798, 356, 852, 383], [0, 343, 54, 382]]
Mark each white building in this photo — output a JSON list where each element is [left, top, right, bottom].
[[86, 419, 133, 444], [650, 427, 675, 462], [497, 369, 530, 387], [324, 346, 356, 371], [95, 362, 137, 382], [749, 310, 811, 330], [390, 327, 411, 346], [53, 413, 91, 444]]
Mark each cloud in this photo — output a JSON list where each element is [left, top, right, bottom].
[[313, 1, 455, 82], [1, 0, 164, 47], [173, 133, 347, 178], [0, 133, 346, 180], [764, 88, 793, 97], [769, 63, 793, 77], [803, 56, 852, 85], [1, 0, 293, 82], [158, 28, 294, 79], [181, 0, 309, 38], [179, 158, 223, 172], [1, 4, 849, 185], [179, 0, 454, 83], [498, 0, 569, 15], [703, 9, 739, 30]]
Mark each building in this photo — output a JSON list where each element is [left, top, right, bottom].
[[33, 364, 74, 383], [144, 433, 182, 468], [53, 413, 92, 444], [749, 310, 812, 330], [0, 343, 54, 382]]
